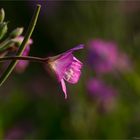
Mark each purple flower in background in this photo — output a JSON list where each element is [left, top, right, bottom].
[[87, 78, 117, 112], [5, 126, 25, 140], [47, 44, 84, 99], [5, 122, 32, 140], [14, 36, 33, 73], [88, 39, 118, 73], [88, 39, 131, 73]]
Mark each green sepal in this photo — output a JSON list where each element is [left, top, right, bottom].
[[0, 40, 15, 51], [9, 27, 23, 38], [0, 8, 5, 23], [0, 22, 8, 40]]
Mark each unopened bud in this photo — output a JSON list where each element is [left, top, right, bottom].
[[9, 27, 23, 38], [0, 8, 5, 23], [0, 22, 8, 40]]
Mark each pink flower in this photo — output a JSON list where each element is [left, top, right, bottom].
[[87, 78, 117, 113], [47, 44, 84, 99], [88, 39, 131, 73], [14, 36, 33, 73], [88, 39, 118, 73]]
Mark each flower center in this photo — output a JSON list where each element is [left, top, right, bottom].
[[64, 68, 74, 81]]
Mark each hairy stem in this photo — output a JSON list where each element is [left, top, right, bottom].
[[0, 56, 47, 63]]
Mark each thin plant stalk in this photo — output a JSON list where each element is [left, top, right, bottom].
[[0, 56, 48, 63]]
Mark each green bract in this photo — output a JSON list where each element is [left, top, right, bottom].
[[0, 22, 7, 40], [0, 8, 5, 23]]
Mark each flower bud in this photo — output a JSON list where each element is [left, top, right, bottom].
[[0, 8, 5, 23], [9, 27, 23, 38], [0, 22, 8, 40]]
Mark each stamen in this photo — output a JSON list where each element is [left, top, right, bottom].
[[64, 68, 74, 81]]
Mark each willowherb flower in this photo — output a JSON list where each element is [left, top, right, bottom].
[[87, 78, 117, 112], [47, 44, 84, 99], [14, 36, 33, 73], [88, 39, 131, 73]]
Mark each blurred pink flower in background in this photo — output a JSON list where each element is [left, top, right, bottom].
[[47, 44, 84, 99], [5, 126, 25, 140], [87, 39, 131, 74], [87, 78, 117, 112], [14, 36, 33, 73], [5, 122, 32, 140]]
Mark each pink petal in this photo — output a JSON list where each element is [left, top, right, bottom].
[[49, 53, 73, 81], [68, 44, 84, 52], [63, 57, 82, 84], [60, 79, 67, 99]]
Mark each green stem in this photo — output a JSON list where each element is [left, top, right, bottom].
[[0, 4, 41, 86], [0, 56, 47, 63]]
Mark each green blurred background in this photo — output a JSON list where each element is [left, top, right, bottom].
[[0, 0, 140, 139]]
